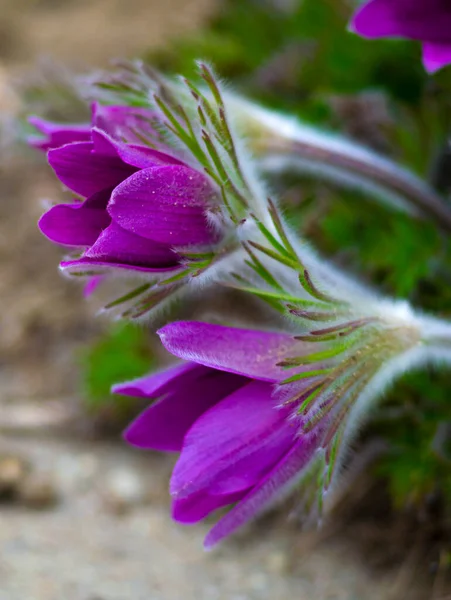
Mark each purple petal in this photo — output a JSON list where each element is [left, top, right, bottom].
[[60, 256, 179, 274], [171, 380, 294, 499], [350, 0, 451, 42], [113, 362, 204, 399], [158, 321, 303, 382], [83, 275, 105, 297], [108, 166, 219, 246], [119, 366, 247, 452], [38, 189, 111, 247], [172, 490, 246, 524], [28, 117, 91, 152], [350, 0, 404, 37], [91, 128, 183, 170], [83, 221, 179, 268], [92, 103, 158, 144], [422, 41, 451, 72], [48, 141, 136, 197], [204, 430, 324, 549]]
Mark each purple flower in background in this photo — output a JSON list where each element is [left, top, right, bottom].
[[27, 117, 91, 152], [114, 321, 326, 548], [350, 0, 451, 73], [34, 104, 221, 274]]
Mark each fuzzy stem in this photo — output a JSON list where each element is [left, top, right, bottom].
[[258, 136, 451, 233], [229, 99, 451, 232], [418, 317, 451, 349]]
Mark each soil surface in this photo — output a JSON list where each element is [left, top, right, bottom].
[[0, 434, 396, 600], [0, 1, 439, 598]]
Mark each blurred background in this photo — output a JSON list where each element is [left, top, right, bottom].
[[2, 0, 451, 598]]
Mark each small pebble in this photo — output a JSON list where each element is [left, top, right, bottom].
[[266, 551, 289, 575], [0, 455, 29, 497], [103, 468, 146, 515], [18, 474, 59, 509]]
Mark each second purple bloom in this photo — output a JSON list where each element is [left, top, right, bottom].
[[350, 0, 451, 73], [114, 321, 328, 548]]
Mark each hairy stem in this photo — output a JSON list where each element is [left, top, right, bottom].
[[257, 135, 451, 233]]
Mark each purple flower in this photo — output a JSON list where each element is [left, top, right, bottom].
[[35, 104, 221, 273], [113, 321, 326, 548], [350, 0, 451, 73]]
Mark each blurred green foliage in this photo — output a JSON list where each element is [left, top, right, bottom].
[[83, 0, 451, 513], [80, 322, 154, 423], [374, 368, 451, 507], [150, 0, 451, 163]]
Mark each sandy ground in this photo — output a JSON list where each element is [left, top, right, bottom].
[[0, 0, 215, 68], [0, 434, 398, 600], [0, 1, 440, 598]]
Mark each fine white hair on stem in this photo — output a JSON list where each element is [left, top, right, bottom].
[[227, 95, 451, 232]]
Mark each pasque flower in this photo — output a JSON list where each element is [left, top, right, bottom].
[[35, 103, 221, 275], [113, 321, 329, 549], [350, 0, 451, 73], [113, 280, 432, 548], [30, 65, 258, 318]]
